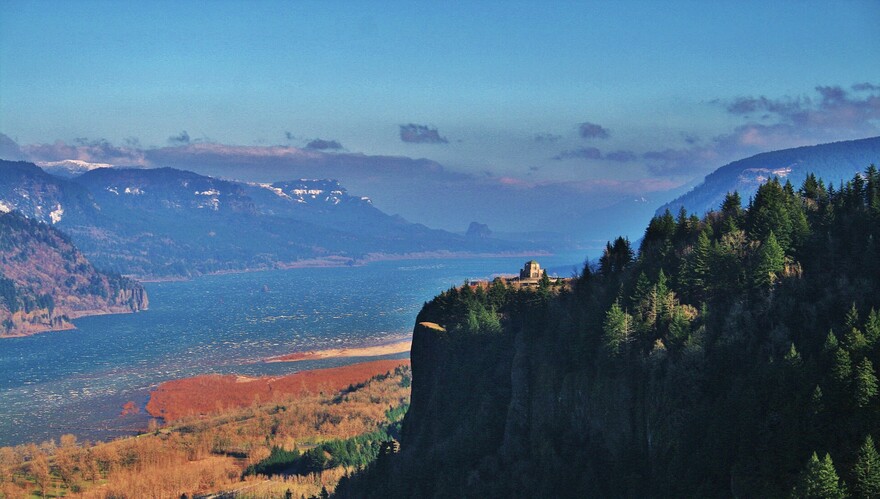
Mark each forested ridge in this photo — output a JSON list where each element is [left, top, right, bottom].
[[338, 165, 880, 498], [0, 211, 147, 336]]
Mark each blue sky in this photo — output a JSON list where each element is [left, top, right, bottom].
[[1, 0, 879, 199]]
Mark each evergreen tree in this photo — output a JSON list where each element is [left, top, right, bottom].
[[539, 270, 551, 290], [865, 308, 880, 347], [811, 385, 824, 414], [784, 343, 802, 368], [855, 358, 878, 408], [845, 327, 869, 355], [603, 301, 633, 357], [793, 452, 847, 499], [846, 304, 861, 331], [825, 330, 841, 354], [832, 348, 853, 385], [854, 435, 880, 499], [684, 230, 711, 299], [752, 231, 785, 289], [721, 191, 743, 220]]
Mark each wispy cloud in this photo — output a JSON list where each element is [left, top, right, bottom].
[[305, 138, 343, 150], [533, 133, 562, 143], [578, 122, 610, 139], [553, 147, 602, 160], [645, 83, 880, 176], [399, 123, 448, 144], [720, 84, 880, 134], [553, 147, 637, 162], [168, 131, 191, 145], [6, 136, 148, 165], [604, 150, 637, 162]]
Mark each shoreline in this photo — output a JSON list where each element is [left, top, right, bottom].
[[0, 307, 142, 339], [131, 250, 553, 282], [264, 338, 412, 363]]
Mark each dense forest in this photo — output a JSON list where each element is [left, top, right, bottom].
[[338, 166, 880, 498]]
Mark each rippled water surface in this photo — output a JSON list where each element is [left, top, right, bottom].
[[0, 255, 582, 446]]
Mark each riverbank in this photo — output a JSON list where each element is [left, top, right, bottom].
[[265, 338, 412, 363], [132, 250, 552, 282], [0, 305, 144, 339]]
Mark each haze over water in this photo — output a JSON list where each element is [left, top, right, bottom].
[[0, 255, 581, 447]]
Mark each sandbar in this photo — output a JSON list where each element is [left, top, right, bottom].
[[264, 339, 412, 363]]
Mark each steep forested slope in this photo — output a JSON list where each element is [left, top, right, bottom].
[[339, 165, 880, 498], [658, 136, 880, 218], [0, 211, 147, 336]]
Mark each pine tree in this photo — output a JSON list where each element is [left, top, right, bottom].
[[793, 452, 847, 499], [811, 385, 824, 414], [784, 343, 802, 368], [865, 308, 880, 347], [832, 348, 853, 385], [854, 435, 880, 499], [824, 330, 840, 354], [752, 231, 785, 289], [855, 358, 878, 408], [845, 327, 869, 354], [721, 191, 743, 220], [685, 231, 711, 299], [603, 301, 633, 357], [846, 304, 861, 331], [539, 270, 551, 290]]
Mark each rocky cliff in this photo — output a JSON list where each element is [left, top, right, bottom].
[[0, 211, 147, 337], [338, 166, 880, 498]]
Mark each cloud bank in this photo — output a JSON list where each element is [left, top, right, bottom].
[[642, 83, 880, 175], [168, 131, 191, 145], [399, 124, 448, 144], [578, 122, 610, 139], [305, 138, 344, 150]]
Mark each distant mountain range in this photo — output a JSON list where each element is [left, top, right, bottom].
[[0, 211, 147, 337], [658, 136, 880, 216], [0, 160, 528, 278]]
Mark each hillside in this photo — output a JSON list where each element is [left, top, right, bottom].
[[0, 160, 528, 278], [0, 211, 147, 337], [338, 165, 880, 497], [658, 136, 880, 217]]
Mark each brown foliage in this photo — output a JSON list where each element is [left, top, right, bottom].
[[147, 358, 410, 421], [0, 362, 411, 498]]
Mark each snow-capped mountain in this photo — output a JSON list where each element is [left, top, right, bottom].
[[37, 159, 113, 177], [0, 161, 524, 277]]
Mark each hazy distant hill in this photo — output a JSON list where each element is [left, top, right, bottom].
[[657, 136, 880, 216], [0, 161, 526, 278], [0, 211, 147, 337]]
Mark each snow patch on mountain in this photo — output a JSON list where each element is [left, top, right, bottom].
[[49, 205, 64, 224], [738, 165, 794, 185], [37, 159, 112, 177]]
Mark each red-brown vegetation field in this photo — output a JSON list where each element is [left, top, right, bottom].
[[0, 361, 411, 498], [146, 358, 410, 421]]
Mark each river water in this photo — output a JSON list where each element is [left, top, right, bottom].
[[0, 255, 583, 446]]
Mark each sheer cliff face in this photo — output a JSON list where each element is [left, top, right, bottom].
[[0, 211, 147, 337], [367, 299, 664, 498]]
